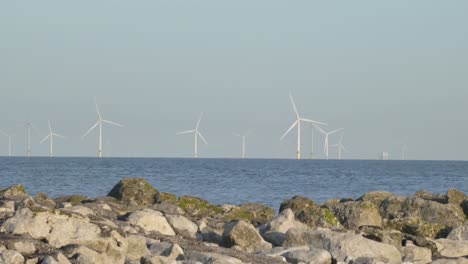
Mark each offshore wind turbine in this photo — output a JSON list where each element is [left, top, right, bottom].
[[40, 121, 66, 157], [24, 121, 39, 157], [177, 112, 207, 158], [82, 98, 124, 158], [0, 129, 13, 157], [233, 130, 251, 159], [331, 132, 348, 160], [280, 93, 327, 160], [315, 126, 344, 160]]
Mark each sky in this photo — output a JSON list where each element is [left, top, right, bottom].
[[0, 1, 467, 160]]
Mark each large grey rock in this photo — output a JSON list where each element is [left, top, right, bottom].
[[447, 222, 468, 240], [0, 185, 28, 200], [107, 178, 159, 208], [414, 190, 448, 204], [152, 202, 185, 216], [0, 201, 15, 213], [282, 248, 332, 264], [434, 239, 468, 258], [401, 241, 432, 264], [127, 209, 175, 236], [221, 220, 272, 253], [447, 189, 466, 205], [327, 200, 382, 229], [0, 250, 25, 264], [284, 228, 402, 263], [185, 251, 243, 264], [237, 203, 275, 226], [431, 258, 468, 264], [357, 191, 396, 207], [126, 235, 151, 262], [1, 208, 127, 264], [61, 245, 106, 264], [280, 196, 341, 228], [198, 218, 226, 244], [260, 208, 309, 246], [166, 214, 199, 239], [41, 252, 72, 264]]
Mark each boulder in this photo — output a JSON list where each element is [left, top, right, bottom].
[[447, 189, 465, 205], [434, 239, 468, 258], [0, 185, 28, 200], [53, 195, 91, 206], [327, 200, 382, 229], [279, 196, 341, 228], [283, 228, 402, 263], [127, 209, 175, 236], [401, 241, 432, 264], [0, 250, 24, 264], [357, 191, 396, 207], [126, 235, 151, 262], [158, 192, 177, 203], [260, 208, 309, 246], [152, 202, 185, 216], [359, 225, 404, 251], [447, 222, 468, 240], [166, 214, 199, 239], [281, 248, 332, 264], [431, 258, 468, 264], [462, 199, 468, 217], [148, 242, 173, 256], [41, 252, 71, 264], [61, 206, 95, 217], [414, 190, 447, 204], [107, 178, 159, 208], [185, 251, 243, 264], [221, 220, 272, 253], [61, 245, 106, 264], [176, 196, 223, 218], [0, 201, 15, 213], [198, 218, 226, 244], [237, 203, 275, 226], [34, 193, 56, 209]]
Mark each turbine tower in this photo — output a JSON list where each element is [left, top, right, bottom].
[[82, 98, 124, 158], [40, 121, 65, 157], [233, 130, 251, 159], [25, 121, 36, 157], [401, 144, 408, 160], [315, 126, 344, 160], [177, 112, 208, 158], [280, 93, 327, 160], [331, 132, 348, 160], [0, 129, 13, 157]]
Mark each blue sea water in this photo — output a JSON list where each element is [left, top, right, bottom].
[[0, 157, 466, 211]]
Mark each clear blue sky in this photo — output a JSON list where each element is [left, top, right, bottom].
[[0, 1, 467, 160]]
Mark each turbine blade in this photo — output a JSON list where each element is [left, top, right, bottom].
[[53, 133, 66, 139], [176, 130, 195, 135], [196, 112, 203, 130], [314, 125, 326, 135], [40, 134, 50, 144], [48, 120, 52, 133], [300, 118, 327, 126], [328, 128, 344, 135], [197, 131, 208, 144], [233, 132, 241, 137], [94, 97, 102, 119], [82, 121, 100, 138], [280, 120, 298, 141], [289, 93, 300, 118], [102, 120, 124, 127]]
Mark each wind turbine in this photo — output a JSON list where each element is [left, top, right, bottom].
[[233, 130, 251, 159], [401, 144, 408, 160], [82, 98, 124, 158], [177, 112, 207, 158], [0, 129, 13, 157], [24, 121, 39, 157], [331, 132, 348, 160], [280, 93, 327, 160], [315, 126, 344, 160], [40, 121, 66, 157]]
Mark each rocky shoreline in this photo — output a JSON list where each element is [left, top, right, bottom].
[[0, 178, 467, 264]]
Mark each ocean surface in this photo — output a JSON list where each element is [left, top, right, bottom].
[[0, 157, 467, 211]]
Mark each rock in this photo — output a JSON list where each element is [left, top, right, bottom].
[[260, 208, 309, 246], [41, 252, 72, 264], [127, 209, 175, 236], [447, 222, 468, 240], [447, 189, 465, 205], [281, 248, 332, 264], [414, 190, 447, 204], [176, 196, 223, 219], [431, 258, 468, 264], [25, 257, 39, 264], [279, 196, 341, 228], [0, 250, 24, 264], [53, 195, 91, 206], [61, 245, 106, 264], [107, 178, 159, 208], [82, 202, 119, 220], [0, 201, 15, 213], [152, 202, 185, 216], [221, 220, 272, 253], [11, 241, 36, 255], [158, 192, 177, 203], [237, 203, 275, 226], [161, 244, 184, 260], [402, 241, 432, 264], [126, 235, 151, 261], [34, 193, 56, 209], [434, 239, 468, 258], [140, 255, 174, 264], [0, 185, 28, 200], [327, 201, 382, 229], [148, 242, 173, 256], [359, 226, 404, 251], [284, 228, 402, 263], [198, 218, 226, 244], [61, 206, 95, 217], [461, 199, 468, 217], [166, 214, 199, 239], [357, 191, 396, 207], [1, 208, 127, 263], [185, 251, 243, 264]]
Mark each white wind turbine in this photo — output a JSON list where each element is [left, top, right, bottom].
[[177, 112, 207, 158], [280, 93, 327, 160], [331, 132, 348, 160], [315, 126, 344, 160], [233, 130, 251, 159], [82, 98, 124, 158], [0, 129, 13, 157], [24, 120, 39, 157], [40, 121, 66, 157]]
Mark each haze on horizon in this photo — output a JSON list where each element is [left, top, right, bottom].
[[0, 1, 467, 160]]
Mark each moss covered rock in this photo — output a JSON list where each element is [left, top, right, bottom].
[[447, 189, 466, 205], [0, 185, 28, 200], [107, 178, 159, 208], [158, 192, 177, 203], [54, 195, 91, 206], [177, 195, 223, 218], [327, 200, 382, 229], [279, 196, 341, 229]]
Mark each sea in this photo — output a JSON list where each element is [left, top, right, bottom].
[[0, 157, 466, 211]]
